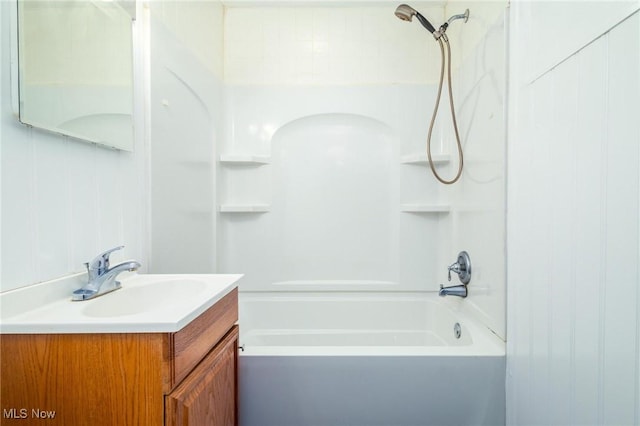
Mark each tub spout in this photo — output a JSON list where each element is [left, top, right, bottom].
[[439, 284, 467, 298]]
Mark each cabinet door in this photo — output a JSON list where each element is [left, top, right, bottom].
[[166, 326, 238, 426]]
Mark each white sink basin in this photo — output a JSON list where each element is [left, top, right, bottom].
[[83, 278, 208, 317], [0, 273, 243, 334]]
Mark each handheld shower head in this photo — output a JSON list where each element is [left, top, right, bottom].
[[394, 4, 416, 21], [394, 4, 470, 185], [394, 4, 436, 34]]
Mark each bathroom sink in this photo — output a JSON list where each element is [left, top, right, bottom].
[[83, 278, 208, 317], [0, 273, 243, 333]]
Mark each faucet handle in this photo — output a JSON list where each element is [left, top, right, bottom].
[[447, 262, 460, 281], [446, 251, 472, 284], [87, 245, 125, 275]]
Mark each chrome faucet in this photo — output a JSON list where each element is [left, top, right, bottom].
[[439, 251, 471, 298], [439, 283, 467, 298], [447, 251, 471, 284], [72, 246, 141, 301]]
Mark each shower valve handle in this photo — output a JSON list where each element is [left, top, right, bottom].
[[447, 261, 464, 281], [447, 263, 459, 282], [446, 251, 472, 285]]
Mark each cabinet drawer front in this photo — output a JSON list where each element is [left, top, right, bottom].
[[166, 326, 238, 426], [170, 288, 238, 389]]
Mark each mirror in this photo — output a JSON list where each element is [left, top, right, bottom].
[[17, 0, 135, 151]]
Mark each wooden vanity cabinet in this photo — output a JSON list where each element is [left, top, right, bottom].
[[166, 326, 238, 426], [0, 288, 238, 426]]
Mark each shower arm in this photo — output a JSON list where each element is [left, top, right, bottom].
[[434, 9, 469, 39], [447, 9, 469, 25]]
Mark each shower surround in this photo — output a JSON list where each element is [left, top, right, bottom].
[[218, 2, 507, 338], [214, 4, 508, 425], [148, 2, 508, 425]]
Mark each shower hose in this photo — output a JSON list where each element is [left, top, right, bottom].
[[427, 35, 464, 185]]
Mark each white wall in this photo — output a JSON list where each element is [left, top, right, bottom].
[[151, 1, 224, 78], [220, 1, 507, 347], [224, 3, 444, 85], [507, 2, 640, 425], [438, 1, 508, 340], [219, 4, 451, 292], [446, 0, 507, 71], [219, 87, 447, 292], [1, 0, 225, 288], [0, 1, 148, 293], [148, 1, 224, 273]]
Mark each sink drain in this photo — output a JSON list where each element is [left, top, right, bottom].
[[454, 323, 462, 339]]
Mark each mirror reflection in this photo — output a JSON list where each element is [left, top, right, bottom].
[[17, 0, 135, 151]]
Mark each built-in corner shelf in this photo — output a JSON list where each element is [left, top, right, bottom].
[[401, 204, 450, 213], [219, 154, 270, 165], [219, 204, 270, 213], [400, 153, 450, 165]]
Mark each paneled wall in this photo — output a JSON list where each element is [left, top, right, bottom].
[[507, 3, 640, 425], [0, 2, 148, 292]]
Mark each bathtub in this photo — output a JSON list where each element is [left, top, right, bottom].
[[238, 292, 505, 426]]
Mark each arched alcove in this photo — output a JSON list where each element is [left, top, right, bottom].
[[268, 113, 399, 286]]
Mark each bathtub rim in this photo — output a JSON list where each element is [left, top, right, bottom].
[[238, 290, 505, 357]]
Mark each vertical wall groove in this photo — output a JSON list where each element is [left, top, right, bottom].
[[596, 32, 610, 426], [637, 88, 640, 424], [63, 138, 73, 273], [637, 75, 640, 422], [568, 55, 578, 423], [28, 127, 39, 281]]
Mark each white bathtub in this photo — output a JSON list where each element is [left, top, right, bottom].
[[238, 293, 505, 426]]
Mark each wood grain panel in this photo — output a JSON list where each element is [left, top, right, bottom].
[[0, 333, 166, 426], [171, 289, 238, 388], [166, 326, 238, 426]]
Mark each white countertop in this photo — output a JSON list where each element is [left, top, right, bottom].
[[0, 273, 242, 334]]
